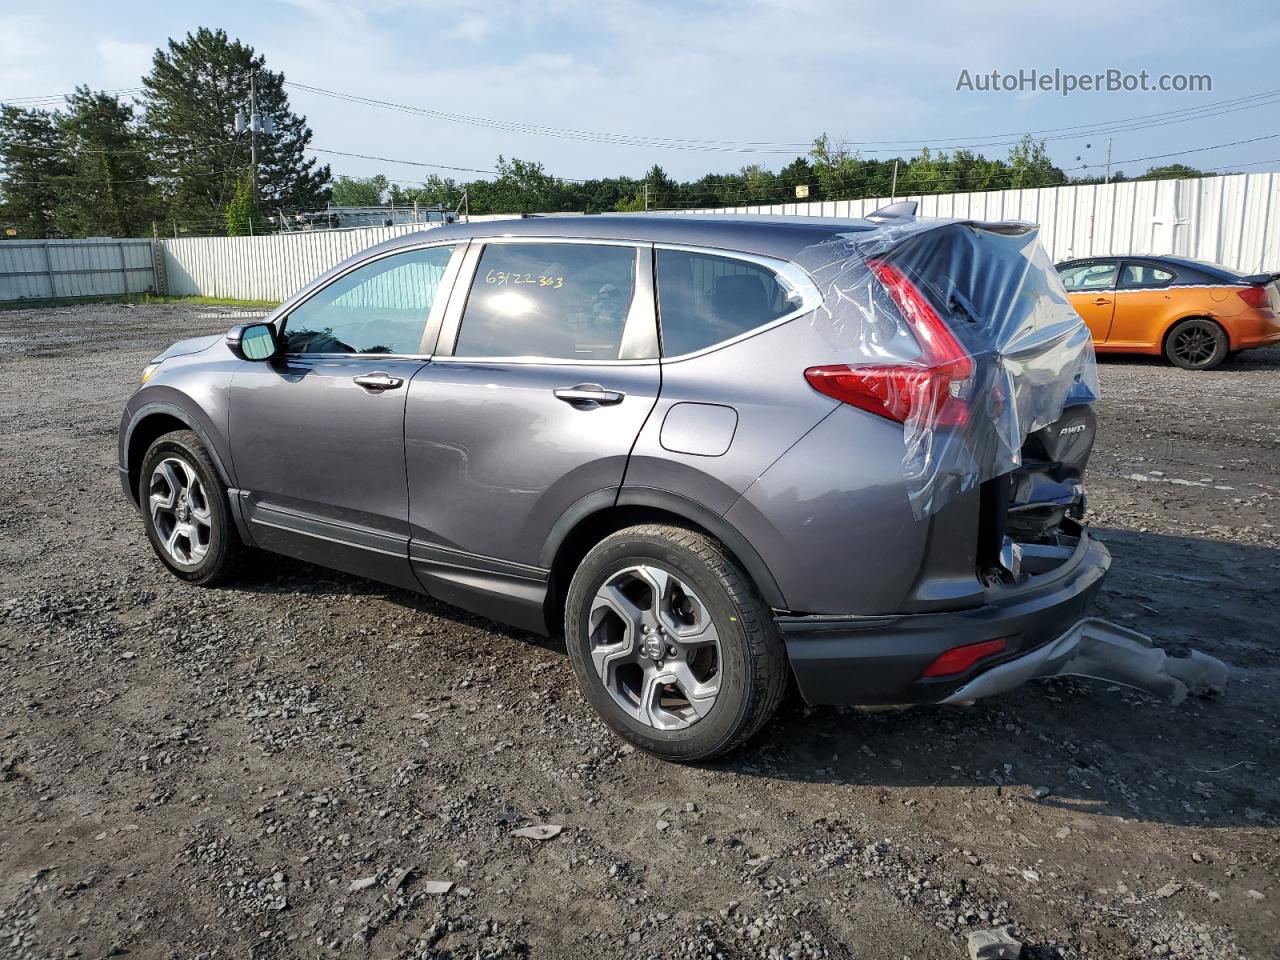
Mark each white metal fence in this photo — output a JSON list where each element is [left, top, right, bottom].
[[661, 172, 1280, 274], [160, 214, 520, 302], [161, 223, 437, 302], [0, 238, 156, 301]]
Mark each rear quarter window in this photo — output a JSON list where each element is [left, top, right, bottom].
[[1119, 264, 1176, 288], [655, 249, 808, 357]]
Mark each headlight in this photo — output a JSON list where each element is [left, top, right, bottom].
[[140, 362, 159, 384]]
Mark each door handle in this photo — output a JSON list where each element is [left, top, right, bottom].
[[353, 372, 404, 391], [554, 384, 624, 406], [1092, 297, 1112, 305]]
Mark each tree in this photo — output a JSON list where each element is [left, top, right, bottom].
[[0, 106, 68, 238], [641, 164, 678, 209], [331, 174, 388, 206], [810, 134, 863, 200], [471, 156, 556, 214], [225, 172, 252, 235], [898, 146, 946, 196], [777, 156, 816, 199], [55, 87, 160, 237], [1137, 163, 1207, 181], [1007, 134, 1065, 189], [389, 174, 465, 211], [141, 27, 330, 232]]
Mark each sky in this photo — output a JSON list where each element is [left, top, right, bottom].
[[2, 0, 1279, 198]]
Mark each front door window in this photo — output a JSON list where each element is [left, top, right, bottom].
[[282, 245, 456, 355]]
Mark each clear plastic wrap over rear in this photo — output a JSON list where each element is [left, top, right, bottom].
[[795, 218, 1098, 518]]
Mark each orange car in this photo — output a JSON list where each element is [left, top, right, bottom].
[[1055, 255, 1280, 369]]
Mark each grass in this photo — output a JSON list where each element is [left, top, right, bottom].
[[0, 292, 280, 311]]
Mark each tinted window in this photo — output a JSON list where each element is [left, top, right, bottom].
[[1119, 263, 1175, 288], [1058, 262, 1117, 292], [282, 245, 455, 354], [656, 249, 799, 356], [454, 243, 637, 360]]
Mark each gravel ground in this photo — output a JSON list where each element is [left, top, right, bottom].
[[0, 302, 1276, 960]]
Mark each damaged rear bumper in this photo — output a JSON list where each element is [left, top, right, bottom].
[[940, 617, 1227, 705], [778, 532, 1110, 706]]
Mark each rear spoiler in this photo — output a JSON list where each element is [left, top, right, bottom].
[[1241, 272, 1280, 285]]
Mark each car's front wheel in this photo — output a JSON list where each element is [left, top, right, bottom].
[[564, 523, 787, 761], [139, 430, 242, 585]]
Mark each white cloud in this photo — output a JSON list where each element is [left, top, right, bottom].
[[96, 38, 153, 89], [0, 15, 58, 103], [448, 16, 493, 44], [4, 0, 1266, 187]]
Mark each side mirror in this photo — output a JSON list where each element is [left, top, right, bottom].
[[226, 322, 279, 361]]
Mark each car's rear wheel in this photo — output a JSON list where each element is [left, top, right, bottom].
[[564, 523, 787, 761], [1165, 318, 1228, 370], [139, 430, 242, 585]]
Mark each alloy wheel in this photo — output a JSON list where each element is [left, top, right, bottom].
[[588, 565, 722, 731], [148, 456, 213, 566], [1172, 326, 1218, 366]]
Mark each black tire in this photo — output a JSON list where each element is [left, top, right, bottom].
[[564, 523, 788, 761], [1164, 318, 1229, 370], [139, 430, 243, 586]]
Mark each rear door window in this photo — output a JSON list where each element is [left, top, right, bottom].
[[1119, 263, 1176, 289], [453, 242, 638, 360], [655, 249, 807, 356], [1058, 262, 1118, 292]]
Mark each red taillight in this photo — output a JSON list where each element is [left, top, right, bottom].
[[920, 636, 1008, 678], [1237, 285, 1270, 309], [804, 259, 975, 427]]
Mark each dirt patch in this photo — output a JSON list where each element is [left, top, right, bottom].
[[0, 303, 1276, 959]]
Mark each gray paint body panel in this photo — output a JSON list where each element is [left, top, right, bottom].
[[227, 355, 427, 538], [660, 402, 738, 457], [725, 404, 929, 616], [626, 317, 838, 516], [404, 360, 661, 565]]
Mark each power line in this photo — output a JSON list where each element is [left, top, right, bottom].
[[833, 87, 1280, 146], [309, 146, 590, 183], [284, 79, 1280, 155], [285, 81, 813, 152], [1112, 133, 1280, 165], [4, 78, 1277, 160], [0, 86, 145, 107]]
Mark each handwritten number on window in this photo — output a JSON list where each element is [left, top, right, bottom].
[[485, 268, 564, 289]]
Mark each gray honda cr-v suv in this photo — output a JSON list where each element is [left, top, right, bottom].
[[120, 211, 1108, 760]]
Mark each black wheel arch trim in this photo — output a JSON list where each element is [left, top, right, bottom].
[[123, 401, 236, 503], [540, 486, 788, 611]]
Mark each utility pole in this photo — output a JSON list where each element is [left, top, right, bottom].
[[249, 70, 258, 209], [1104, 138, 1112, 185], [890, 160, 899, 202], [643, 182, 649, 212], [236, 69, 274, 229]]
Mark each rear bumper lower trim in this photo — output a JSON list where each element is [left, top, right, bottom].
[[778, 532, 1110, 705]]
